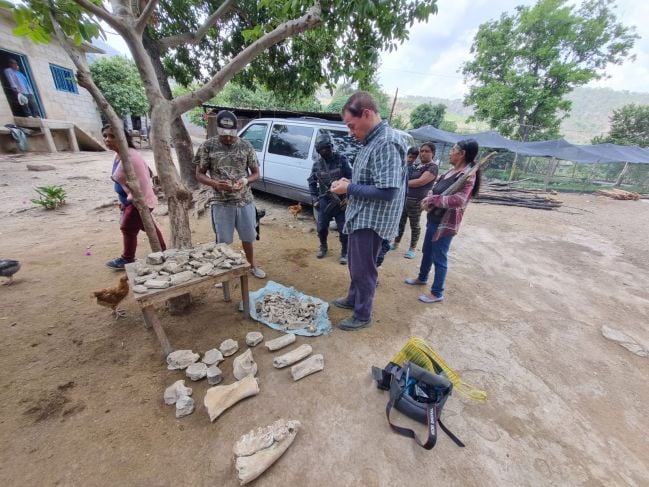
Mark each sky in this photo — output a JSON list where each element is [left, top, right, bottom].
[[101, 0, 648, 100], [377, 0, 649, 99]]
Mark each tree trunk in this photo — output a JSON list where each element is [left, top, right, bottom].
[[49, 14, 162, 253], [150, 102, 194, 249], [613, 161, 630, 188], [142, 31, 198, 190]]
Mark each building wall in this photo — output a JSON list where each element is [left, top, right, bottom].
[[0, 16, 103, 139]]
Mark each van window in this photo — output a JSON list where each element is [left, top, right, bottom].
[[268, 124, 314, 159], [315, 129, 362, 165], [240, 123, 268, 151]]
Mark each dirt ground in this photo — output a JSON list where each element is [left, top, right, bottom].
[[1, 149, 648, 487]]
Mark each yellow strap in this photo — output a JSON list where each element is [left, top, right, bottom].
[[390, 336, 487, 403]]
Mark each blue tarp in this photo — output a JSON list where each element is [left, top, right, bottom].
[[248, 280, 332, 337], [409, 125, 649, 164]]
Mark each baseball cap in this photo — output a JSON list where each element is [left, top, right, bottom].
[[215, 110, 238, 136]]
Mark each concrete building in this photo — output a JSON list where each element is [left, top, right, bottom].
[[0, 11, 104, 152]]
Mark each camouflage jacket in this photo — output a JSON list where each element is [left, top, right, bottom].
[[193, 137, 259, 207]]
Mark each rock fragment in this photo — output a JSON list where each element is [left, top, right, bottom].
[[132, 284, 148, 294], [167, 350, 200, 370], [169, 271, 194, 286], [146, 252, 165, 265], [207, 365, 223, 385], [245, 332, 263, 347], [133, 272, 158, 285], [164, 380, 193, 405], [202, 348, 224, 365], [196, 263, 214, 276], [175, 395, 195, 418], [220, 339, 239, 357], [162, 261, 182, 274], [186, 362, 208, 381], [144, 279, 169, 289], [27, 163, 56, 171]]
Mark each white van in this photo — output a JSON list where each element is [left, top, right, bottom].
[[238, 117, 415, 204]]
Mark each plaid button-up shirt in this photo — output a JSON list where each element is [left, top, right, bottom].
[[423, 166, 476, 241], [343, 121, 407, 240]]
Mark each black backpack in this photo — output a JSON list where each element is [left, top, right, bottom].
[[372, 361, 465, 449]]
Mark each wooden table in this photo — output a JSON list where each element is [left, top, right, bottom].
[[125, 262, 251, 356]]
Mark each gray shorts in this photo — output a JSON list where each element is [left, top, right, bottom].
[[211, 202, 256, 244]]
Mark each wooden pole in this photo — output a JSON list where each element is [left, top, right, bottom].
[[507, 152, 519, 182], [613, 161, 630, 188], [388, 87, 399, 123], [441, 151, 498, 196]]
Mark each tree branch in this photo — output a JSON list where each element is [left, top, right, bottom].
[[172, 2, 322, 117], [135, 0, 160, 33], [49, 10, 162, 252], [158, 0, 234, 52], [71, 0, 116, 26]]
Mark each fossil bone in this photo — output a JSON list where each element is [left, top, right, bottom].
[[164, 380, 193, 405], [246, 331, 264, 347], [204, 375, 260, 422], [219, 339, 239, 357], [291, 354, 324, 381], [264, 334, 296, 352], [167, 350, 200, 370], [233, 419, 301, 485], [233, 349, 258, 381], [202, 348, 224, 366], [272, 344, 312, 369]]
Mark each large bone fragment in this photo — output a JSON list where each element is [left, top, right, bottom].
[[204, 375, 259, 422], [291, 354, 324, 381], [234, 419, 301, 485], [264, 333, 296, 352], [272, 344, 312, 369], [233, 349, 258, 381]]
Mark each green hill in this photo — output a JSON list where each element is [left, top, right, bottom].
[[392, 87, 649, 143]]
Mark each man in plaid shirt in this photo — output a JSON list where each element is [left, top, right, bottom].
[[331, 92, 407, 330]]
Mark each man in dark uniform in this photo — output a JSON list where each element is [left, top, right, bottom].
[[307, 133, 352, 264]]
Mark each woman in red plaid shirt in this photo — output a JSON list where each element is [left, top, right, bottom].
[[405, 139, 481, 303]]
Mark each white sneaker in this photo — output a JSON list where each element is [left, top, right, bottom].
[[251, 266, 266, 279]]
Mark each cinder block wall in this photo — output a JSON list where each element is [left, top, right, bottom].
[[0, 16, 103, 140]]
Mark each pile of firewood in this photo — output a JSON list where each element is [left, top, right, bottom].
[[473, 181, 562, 210], [595, 188, 641, 200]]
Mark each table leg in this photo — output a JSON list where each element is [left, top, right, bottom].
[[222, 281, 231, 302], [142, 305, 173, 356], [240, 274, 250, 320]]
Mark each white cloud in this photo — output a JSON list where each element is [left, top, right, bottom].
[[378, 0, 648, 98]]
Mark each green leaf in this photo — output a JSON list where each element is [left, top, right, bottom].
[[12, 24, 30, 36]]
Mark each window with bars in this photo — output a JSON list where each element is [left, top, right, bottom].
[[49, 64, 78, 93]]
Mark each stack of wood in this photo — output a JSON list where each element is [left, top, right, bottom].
[[595, 188, 641, 200], [473, 181, 562, 210]]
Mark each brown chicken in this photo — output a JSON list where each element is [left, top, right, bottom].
[[93, 275, 129, 319], [288, 202, 302, 219]]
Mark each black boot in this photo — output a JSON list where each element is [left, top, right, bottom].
[[316, 243, 328, 258]]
